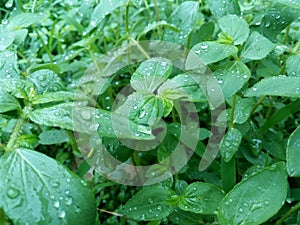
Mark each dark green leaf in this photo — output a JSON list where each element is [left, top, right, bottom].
[[218, 162, 288, 225], [0, 51, 19, 79], [179, 182, 225, 214], [220, 128, 242, 162], [139, 21, 179, 39], [0, 148, 96, 225], [245, 76, 300, 98], [218, 15, 249, 45], [287, 126, 300, 177], [286, 54, 300, 77], [39, 129, 70, 145], [241, 31, 275, 60], [0, 78, 33, 99], [32, 91, 88, 105], [190, 42, 238, 65], [120, 185, 175, 221], [0, 89, 21, 113], [169, 208, 204, 225], [207, 0, 240, 19], [232, 96, 254, 124]]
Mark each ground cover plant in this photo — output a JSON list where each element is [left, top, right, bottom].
[[0, 0, 300, 224]]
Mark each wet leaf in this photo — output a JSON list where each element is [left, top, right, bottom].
[[220, 128, 242, 162], [287, 126, 300, 177], [207, 0, 240, 19], [286, 54, 300, 77], [0, 89, 21, 113]]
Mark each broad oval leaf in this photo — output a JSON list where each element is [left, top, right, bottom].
[[28, 69, 65, 94], [245, 76, 300, 98], [39, 129, 70, 145], [0, 78, 33, 99], [131, 59, 172, 92], [32, 91, 89, 105], [0, 89, 21, 113], [207, 0, 240, 19], [0, 31, 15, 50], [220, 128, 242, 162], [169, 208, 204, 225], [287, 126, 300, 177], [232, 96, 254, 124], [119, 185, 175, 221], [214, 61, 251, 98], [179, 182, 225, 214], [0, 148, 96, 225], [163, 1, 200, 46], [0, 51, 19, 79], [218, 15, 249, 45], [189, 42, 238, 65], [218, 162, 288, 225], [286, 54, 300, 77], [6, 13, 45, 30], [241, 31, 275, 60]]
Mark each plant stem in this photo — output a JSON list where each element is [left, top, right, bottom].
[[229, 95, 237, 129], [250, 96, 266, 116], [130, 38, 151, 59], [292, 41, 300, 54], [221, 157, 236, 192], [275, 201, 300, 225], [32, 25, 53, 62], [153, 0, 160, 21], [6, 118, 24, 152]]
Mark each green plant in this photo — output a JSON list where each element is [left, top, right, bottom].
[[0, 0, 300, 224]]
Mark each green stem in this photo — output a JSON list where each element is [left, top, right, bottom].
[[229, 95, 237, 129], [0, 208, 8, 225], [66, 130, 80, 154], [282, 25, 290, 45], [275, 201, 300, 225], [153, 0, 160, 21], [32, 25, 53, 62], [221, 157, 236, 193], [130, 38, 151, 59], [125, 3, 130, 35], [292, 41, 300, 54], [6, 118, 25, 152], [250, 96, 266, 116]]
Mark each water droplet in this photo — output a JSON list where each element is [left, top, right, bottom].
[[58, 210, 66, 218], [65, 197, 73, 205], [53, 200, 60, 208], [81, 110, 91, 120], [148, 198, 154, 204], [157, 205, 162, 210], [238, 207, 244, 212], [252, 87, 258, 92], [7, 187, 20, 199]]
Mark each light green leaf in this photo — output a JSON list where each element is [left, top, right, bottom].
[[131, 59, 172, 92], [245, 76, 300, 98], [241, 32, 275, 60], [157, 74, 206, 102], [32, 91, 89, 105], [39, 129, 70, 145], [218, 162, 288, 225], [163, 1, 200, 46], [0, 89, 21, 113], [179, 182, 225, 214], [6, 13, 45, 30], [139, 21, 179, 39], [218, 15, 249, 45], [286, 54, 300, 77], [120, 185, 175, 221], [88, 0, 127, 31], [220, 128, 242, 162], [28, 69, 65, 94], [0, 51, 19, 79], [232, 96, 254, 124], [0, 78, 33, 99], [214, 61, 251, 98], [287, 126, 300, 177], [190, 42, 238, 65], [275, 0, 300, 9], [207, 0, 240, 19], [0, 148, 96, 225], [0, 32, 15, 50]]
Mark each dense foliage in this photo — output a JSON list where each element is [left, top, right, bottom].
[[0, 0, 300, 224]]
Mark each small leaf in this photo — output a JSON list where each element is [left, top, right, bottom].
[[0, 31, 15, 50], [220, 128, 242, 162], [189, 42, 238, 65], [286, 54, 300, 77], [131, 59, 172, 92], [0, 78, 33, 99], [232, 96, 254, 124], [241, 31, 275, 60], [163, 1, 200, 46], [287, 126, 300, 177], [0, 149, 97, 225], [32, 91, 89, 105], [218, 162, 288, 225], [245, 76, 300, 98], [0, 89, 21, 113], [88, 0, 127, 31], [218, 15, 249, 45], [28, 69, 65, 94], [207, 0, 240, 19], [120, 185, 175, 221], [179, 182, 225, 214], [214, 61, 251, 98], [6, 13, 45, 30], [39, 129, 70, 145], [0, 51, 19, 79]]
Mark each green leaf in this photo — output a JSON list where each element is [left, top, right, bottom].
[[214, 61, 251, 98], [0, 78, 33, 99], [163, 1, 199, 46], [286, 54, 300, 77], [231, 96, 254, 124], [245, 76, 300, 98], [220, 128, 242, 162], [287, 126, 300, 177], [0, 148, 96, 225], [207, 0, 240, 19], [158, 74, 206, 102], [6, 13, 45, 30], [169, 208, 204, 225], [131, 59, 172, 92], [0, 32, 15, 50], [179, 182, 225, 214], [218, 15, 249, 45], [39, 129, 70, 145], [261, 4, 300, 42], [218, 162, 288, 225], [88, 0, 127, 31], [32, 91, 88, 105], [28, 69, 65, 94], [0, 51, 19, 79], [275, 0, 300, 9], [139, 21, 179, 39], [120, 185, 175, 221], [190, 42, 238, 65], [0, 89, 21, 113]]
